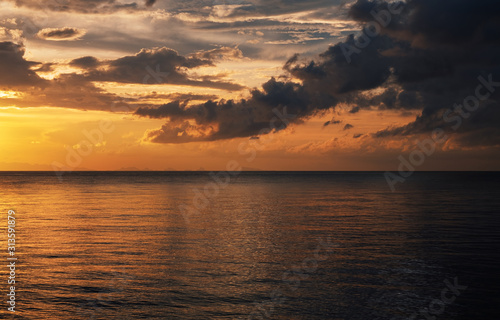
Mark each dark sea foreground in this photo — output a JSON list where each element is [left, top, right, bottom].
[[0, 171, 499, 319]]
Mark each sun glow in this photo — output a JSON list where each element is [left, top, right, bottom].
[[0, 91, 20, 99]]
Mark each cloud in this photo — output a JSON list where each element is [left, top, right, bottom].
[[37, 27, 86, 41], [134, 0, 500, 148], [0, 41, 46, 88], [0, 43, 247, 112], [70, 47, 244, 90], [324, 118, 342, 127], [349, 106, 360, 113], [344, 0, 500, 147], [6, 0, 142, 13], [284, 0, 500, 148], [5, 0, 499, 151], [3, 0, 354, 66], [0, 26, 23, 43], [139, 92, 219, 102], [145, 0, 156, 7], [135, 78, 318, 143], [70, 56, 100, 69], [191, 46, 244, 61], [0, 73, 127, 111], [34, 62, 55, 72]]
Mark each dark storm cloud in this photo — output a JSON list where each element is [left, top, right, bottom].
[[135, 0, 500, 146], [133, 29, 393, 143], [284, 34, 393, 95], [349, 0, 500, 48], [345, 0, 500, 147], [145, 0, 156, 7], [136, 78, 319, 143], [71, 47, 244, 90], [0, 41, 46, 88], [287, 0, 500, 147]]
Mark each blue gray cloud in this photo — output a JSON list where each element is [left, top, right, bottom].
[[135, 0, 500, 147]]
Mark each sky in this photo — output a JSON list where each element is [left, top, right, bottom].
[[1, 0, 499, 171]]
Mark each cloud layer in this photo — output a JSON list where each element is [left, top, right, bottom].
[[0, 41, 246, 110], [2, 0, 499, 150], [135, 0, 500, 148]]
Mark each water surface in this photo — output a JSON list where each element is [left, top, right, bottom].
[[0, 172, 499, 319]]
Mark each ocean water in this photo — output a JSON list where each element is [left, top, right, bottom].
[[0, 172, 499, 319]]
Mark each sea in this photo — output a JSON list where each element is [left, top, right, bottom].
[[0, 171, 499, 319]]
